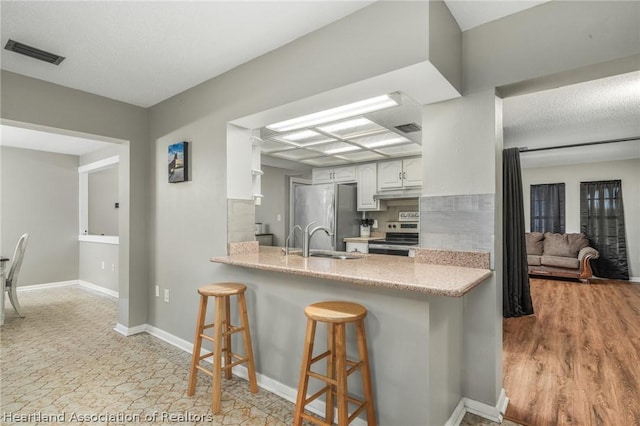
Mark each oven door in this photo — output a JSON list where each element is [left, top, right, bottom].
[[368, 243, 413, 256]]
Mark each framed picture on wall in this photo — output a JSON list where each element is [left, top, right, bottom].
[[168, 141, 189, 183]]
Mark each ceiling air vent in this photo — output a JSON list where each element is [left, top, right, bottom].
[[4, 39, 65, 65], [395, 123, 422, 133]]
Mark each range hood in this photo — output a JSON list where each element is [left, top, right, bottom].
[[373, 188, 422, 200]]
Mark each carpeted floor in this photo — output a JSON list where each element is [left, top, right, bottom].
[[1, 286, 520, 425]]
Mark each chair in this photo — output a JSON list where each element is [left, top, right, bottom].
[[187, 282, 258, 413], [294, 301, 376, 426], [5, 233, 29, 317]]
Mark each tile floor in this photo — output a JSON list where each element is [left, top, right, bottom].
[[1, 286, 521, 425]]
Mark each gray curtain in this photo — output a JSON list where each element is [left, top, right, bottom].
[[530, 183, 565, 233], [503, 148, 534, 317], [580, 180, 629, 280]]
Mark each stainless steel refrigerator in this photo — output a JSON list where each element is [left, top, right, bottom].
[[293, 184, 360, 252]]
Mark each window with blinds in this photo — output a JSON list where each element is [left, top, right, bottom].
[[530, 183, 565, 233]]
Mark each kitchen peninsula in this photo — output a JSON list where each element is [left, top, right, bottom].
[[210, 245, 494, 425]]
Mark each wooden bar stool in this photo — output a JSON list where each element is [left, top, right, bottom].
[[187, 283, 257, 413], [293, 301, 376, 426]]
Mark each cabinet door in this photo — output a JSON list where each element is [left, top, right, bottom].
[[332, 166, 356, 183], [357, 163, 379, 210], [402, 158, 423, 187], [377, 160, 403, 190], [312, 168, 334, 184], [346, 242, 368, 253]]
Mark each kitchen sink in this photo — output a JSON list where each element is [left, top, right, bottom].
[[309, 251, 363, 260]]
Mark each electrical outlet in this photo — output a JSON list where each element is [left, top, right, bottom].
[[101, 261, 105, 270], [155, 285, 160, 297], [373, 220, 378, 228], [277, 213, 281, 222], [164, 289, 170, 303], [111, 264, 115, 272]]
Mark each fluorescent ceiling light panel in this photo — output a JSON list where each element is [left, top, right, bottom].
[[277, 129, 336, 146], [337, 151, 386, 162], [317, 117, 387, 139], [266, 94, 399, 132], [351, 131, 410, 149], [301, 157, 350, 167], [317, 117, 375, 133], [311, 141, 362, 155], [270, 149, 321, 161]]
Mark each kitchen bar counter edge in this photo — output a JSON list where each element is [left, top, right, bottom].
[[210, 246, 492, 297]]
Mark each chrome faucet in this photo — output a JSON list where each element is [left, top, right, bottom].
[[284, 224, 302, 255], [302, 221, 334, 258]]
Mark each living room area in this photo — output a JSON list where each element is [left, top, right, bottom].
[[501, 70, 639, 425]]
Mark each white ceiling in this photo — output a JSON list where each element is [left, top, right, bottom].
[[1, 0, 637, 166], [445, 0, 549, 31], [0, 1, 375, 108], [0, 1, 543, 109], [505, 71, 640, 168]]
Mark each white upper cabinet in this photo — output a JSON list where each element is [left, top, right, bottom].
[[377, 160, 403, 189], [377, 157, 422, 190], [402, 157, 422, 187], [357, 163, 382, 211], [312, 165, 357, 184]]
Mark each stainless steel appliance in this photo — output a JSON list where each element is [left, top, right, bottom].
[[293, 184, 360, 252], [368, 221, 419, 256]]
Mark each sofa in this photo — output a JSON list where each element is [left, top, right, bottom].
[[525, 232, 600, 283]]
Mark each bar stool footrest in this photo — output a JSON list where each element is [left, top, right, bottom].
[[300, 412, 333, 426]]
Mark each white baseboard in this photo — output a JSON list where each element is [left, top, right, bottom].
[[78, 280, 118, 298], [125, 323, 367, 426], [464, 389, 508, 423], [629, 276, 639, 283], [16, 280, 118, 299], [113, 323, 147, 336], [17, 280, 78, 292], [445, 389, 508, 426], [444, 399, 466, 426]]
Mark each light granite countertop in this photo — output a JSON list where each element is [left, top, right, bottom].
[[211, 246, 492, 297], [342, 236, 385, 243]]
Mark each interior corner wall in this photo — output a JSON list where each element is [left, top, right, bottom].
[[0, 146, 79, 286], [255, 166, 290, 246], [428, 0, 462, 93], [521, 158, 640, 279], [0, 70, 149, 328]]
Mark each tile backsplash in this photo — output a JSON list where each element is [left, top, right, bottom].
[[366, 200, 419, 231], [420, 194, 495, 269], [227, 199, 256, 243]]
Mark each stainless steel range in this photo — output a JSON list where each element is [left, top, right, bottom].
[[368, 221, 419, 256]]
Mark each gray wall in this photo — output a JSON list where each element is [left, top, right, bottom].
[[1, 70, 149, 328], [0, 147, 78, 286], [254, 165, 292, 246], [79, 241, 119, 293], [88, 165, 119, 236], [522, 158, 640, 280]]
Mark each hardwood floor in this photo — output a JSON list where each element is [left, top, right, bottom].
[[503, 278, 640, 426]]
